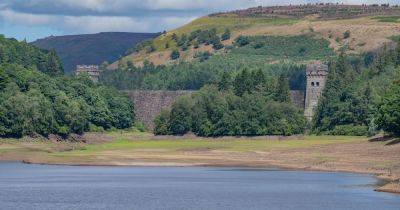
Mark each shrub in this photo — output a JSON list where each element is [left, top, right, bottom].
[[212, 42, 224, 50], [221, 29, 231, 41], [134, 122, 148, 132], [327, 125, 368, 136], [170, 50, 180, 60], [253, 41, 265, 49], [89, 124, 105, 132], [235, 36, 250, 46], [195, 51, 211, 62], [343, 30, 351, 39], [154, 110, 171, 135], [168, 97, 193, 135]]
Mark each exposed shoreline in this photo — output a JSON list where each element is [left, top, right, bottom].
[[1, 133, 399, 194]]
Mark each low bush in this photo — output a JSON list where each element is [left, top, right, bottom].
[[326, 125, 368, 136]]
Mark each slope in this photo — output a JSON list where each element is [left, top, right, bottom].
[[111, 5, 400, 68], [32, 32, 159, 74]]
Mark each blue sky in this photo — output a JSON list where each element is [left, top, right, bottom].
[[0, 0, 397, 41]]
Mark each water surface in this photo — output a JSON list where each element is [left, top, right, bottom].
[[0, 162, 399, 210]]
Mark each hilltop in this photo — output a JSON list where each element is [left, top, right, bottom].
[[32, 32, 159, 74], [111, 4, 400, 68]]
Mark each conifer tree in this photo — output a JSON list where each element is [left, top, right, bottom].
[[218, 72, 232, 91], [274, 74, 291, 103]]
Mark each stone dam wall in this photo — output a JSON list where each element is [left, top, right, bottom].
[[126, 90, 305, 130], [126, 91, 195, 129]]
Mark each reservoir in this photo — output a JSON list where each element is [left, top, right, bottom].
[[0, 162, 399, 210]]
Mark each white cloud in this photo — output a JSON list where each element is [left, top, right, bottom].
[[0, 9, 57, 26], [0, 0, 398, 40], [62, 15, 197, 33], [0, 8, 196, 34]]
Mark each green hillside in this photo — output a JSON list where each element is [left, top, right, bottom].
[[99, 5, 400, 137], [112, 5, 400, 69], [101, 33, 334, 91], [32, 32, 159, 74]]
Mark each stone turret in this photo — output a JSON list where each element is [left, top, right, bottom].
[[75, 65, 100, 82], [304, 61, 328, 121]]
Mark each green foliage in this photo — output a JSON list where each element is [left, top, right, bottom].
[[233, 35, 334, 60], [233, 69, 271, 97], [218, 71, 232, 91], [168, 96, 193, 135], [154, 70, 306, 137], [197, 28, 218, 45], [326, 125, 369, 136], [32, 32, 158, 74], [343, 30, 351, 39], [134, 121, 148, 132], [313, 53, 368, 133], [170, 50, 180, 60], [0, 35, 63, 75], [154, 110, 171, 135], [376, 69, 400, 135], [221, 28, 231, 41], [234, 36, 250, 46], [101, 35, 330, 92], [373, 16, 400, 23], [212, 39, 224, 50], [194, 51, 211, 62], [177, 34, 188, 47], [0, 62, 134, 138], [313, 41, 400, 135], [134, 40, 154, 52], [274, 74, 291, 102]]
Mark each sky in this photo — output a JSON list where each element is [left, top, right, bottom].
[[0, 0, 398, 42]]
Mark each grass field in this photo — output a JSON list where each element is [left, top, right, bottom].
[[111, 15, 400, 69], [373, 16, 400, 23], [169, 16, 299, 35], [150, 16, 298, 52], [59, 135, 363, 156]]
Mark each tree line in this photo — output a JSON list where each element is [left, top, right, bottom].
[[314, 41, 400, 136], [154, 69, 306, 136], [0, 35, 135, 138], [154, 40, 400, 137], [100, 35, 334, 92]]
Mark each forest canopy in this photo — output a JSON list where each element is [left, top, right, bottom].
[[154, 69, 306, 136], [313, 42, 400, 136], [0, 35, 135, 138]]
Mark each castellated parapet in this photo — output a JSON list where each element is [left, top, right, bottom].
[[75, 65, 100, 82], [304, 61, 328, 121]]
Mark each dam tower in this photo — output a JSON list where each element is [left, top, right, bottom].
[[304, 61, 328, 121]]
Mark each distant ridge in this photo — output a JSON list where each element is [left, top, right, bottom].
[[32, 32, 159, 74], [212, 4, 400, 19]]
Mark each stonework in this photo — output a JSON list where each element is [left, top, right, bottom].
[[290, 90, 305, 110], [75, 65, 100, 82], [125, 62, 328, 129], [304, 61, 329, 121], [127, 90, 305, 130], [126, 90, 195, 130]]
